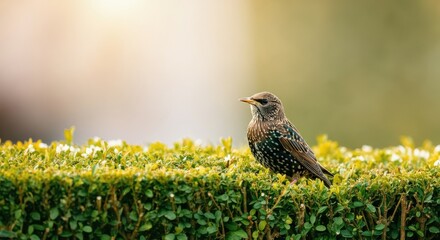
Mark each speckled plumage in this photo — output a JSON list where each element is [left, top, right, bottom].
[[240, 92, 333, 188]]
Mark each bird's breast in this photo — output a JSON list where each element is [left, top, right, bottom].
[[247, 120, 305, 176]]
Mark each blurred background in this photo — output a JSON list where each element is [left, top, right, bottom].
[[1, 1, 439, 148]]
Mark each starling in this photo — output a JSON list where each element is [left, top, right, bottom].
[[240, 92, 333, 188]]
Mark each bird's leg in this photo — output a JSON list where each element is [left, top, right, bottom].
[[290, 178, 298, 185], [290, 173, 301, 185]]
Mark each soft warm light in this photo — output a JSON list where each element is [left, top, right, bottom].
[[90, 0, 142, 18]]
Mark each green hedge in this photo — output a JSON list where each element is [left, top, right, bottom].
[[0, 131, 439, 239]]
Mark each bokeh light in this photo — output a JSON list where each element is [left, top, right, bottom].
[[1, 1, 439, 147]]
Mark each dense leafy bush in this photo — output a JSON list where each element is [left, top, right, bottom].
[[0, 129, 439, 239]]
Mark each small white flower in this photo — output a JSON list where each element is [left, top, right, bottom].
[[169, 193, 175, 198], [93, 136, 101, 142], [62, 145, 70, 152], [114, 148, 119, 154], [344, 151, 353, 158], [397, 145, 407, 154], [82, 145, 102, 158], [56, 144, 68, 153], [353, 156, 366, 162], [390, 153, 401, 162], [194, 139, 203, 146], [434, 159, 440, 167], [56, 145, 62, 153], [261, 192, 265, 197], [39, 143, 48, 148], [108, 139, 123, 147], [338, 166, 346, 174], [361, 145, 373, 152], [70, 146, 79, 153], [25, 145, 35, 153], [434, 145, 440, 153], [86, 147, 93, 156], [414, 149, 430, 160], [224, 154, 231, 162]]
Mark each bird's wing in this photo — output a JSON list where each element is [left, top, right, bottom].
[[279, 123, 333, 180], [279, 137, 323, 177]]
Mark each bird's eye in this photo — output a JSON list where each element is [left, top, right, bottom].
[[256, 99, 268, 105]]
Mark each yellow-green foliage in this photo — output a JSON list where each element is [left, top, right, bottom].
[[0, 132, 439, 240]]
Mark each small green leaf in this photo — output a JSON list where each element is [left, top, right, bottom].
[[346, 212, 355, 221], [28, 225, 34, 235], [0, 230, 16, 238], [366, 204, 376, 213], [129, 211, 138, 221], [424, 194, 433, 203], [69, 220, 78, 230], [362, 231, 372, 237], [176, 234, 188, 240], [285, 216, 293, 224], [30, 234, 40, 240], [258, 220, 267, 231], [145, 189, 153, 198], [304, 222, 312, 230], [429, 226, 440, 234], [60, 231, 73, 237], [334, 217, 343, 226], [32, 224, 44, 231], [139, 222, 152, 231], [122, 187, 131, 196], [315, 225, 326, 232], [204, 212, 215, 219], [197, 219, 207, 225], [231, 229, 248, 239], [165, 211, 177, 220], [334, 204, 344, 213], [164, 233, 175, 240], [82, 226, 92, 233], [310, 214, 316, 224], [100, 235, 111, 240], [375, 224, 385, 231], [50, 208, 59, 220], [144, 203, 152, 211], [317, 206, 328, 214], [30, 212, 41, 221], [207, 225, 217, 234], [341, 230, 353, 238], [15, 209, 22, 219], [215, 210, 222, 220]]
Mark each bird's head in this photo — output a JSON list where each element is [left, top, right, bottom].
[[240, 92, 285, 121]]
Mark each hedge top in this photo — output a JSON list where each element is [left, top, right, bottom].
[[1, 130, 439, 191]]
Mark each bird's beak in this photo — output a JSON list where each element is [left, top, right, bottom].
[[239, 97, 257, 105]]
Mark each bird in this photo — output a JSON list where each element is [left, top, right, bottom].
[[240, 92, 333, 188]]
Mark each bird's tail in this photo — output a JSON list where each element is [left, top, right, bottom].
[[320, 165, 333, 177], [319, 164, 333, 188], [321, 176, 332, 188]]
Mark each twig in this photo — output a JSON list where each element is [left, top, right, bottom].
[[241, 187, 252, 239], [400, 194, 407, 240], [207, 192, 225, 238]]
